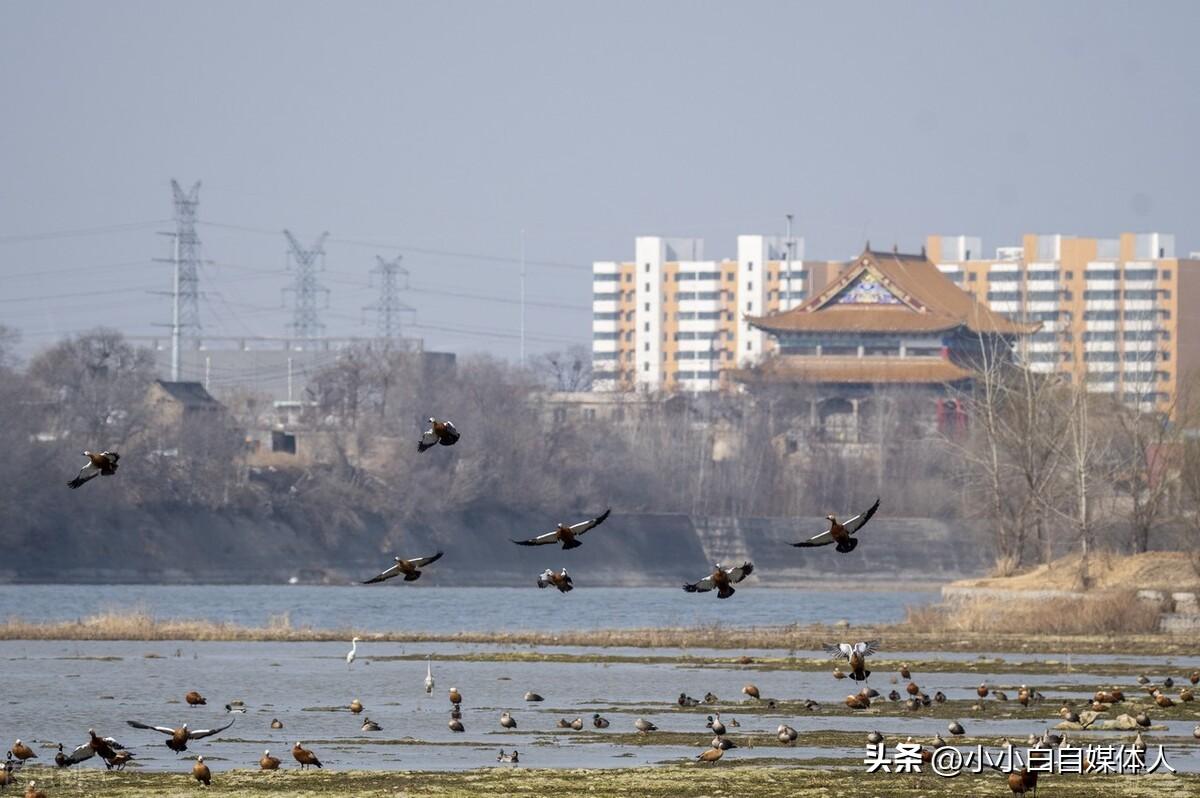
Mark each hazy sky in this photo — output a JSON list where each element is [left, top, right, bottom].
[[2, 1, 1198, 361]]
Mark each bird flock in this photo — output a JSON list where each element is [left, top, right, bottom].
[[32, 416, 903, 788]]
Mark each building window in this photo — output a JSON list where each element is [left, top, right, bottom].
[[644, 343, 649, 351], [748, 262, 754, 271], [644, 302, 650, 311], [1162, 270, 1172, 280], [643, 363, 649, 372], [644, 322, 649, 332], [1065, 271, 1073, 279], [746, 301, 753, 311], [625, 273, 632, 282], [748, 281, 753, 291], [746, 342, 752, 351], [644, 263, 650, 273], [968, 273, 977, 282]]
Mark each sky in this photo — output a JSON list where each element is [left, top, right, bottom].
[[2, 0, 1198, 362]]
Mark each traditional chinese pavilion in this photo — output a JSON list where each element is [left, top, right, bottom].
[[739, 247, 1038, 438]]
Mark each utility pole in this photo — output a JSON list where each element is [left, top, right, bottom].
[[283, 230, 330, 346], [366, 254, 413, 342]]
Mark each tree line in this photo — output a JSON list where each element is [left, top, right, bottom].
[[0, 325, 1197, 584]]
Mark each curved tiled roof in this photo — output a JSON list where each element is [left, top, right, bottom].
[[734, 355, 977, 385], [748, 248, 1039, 336]]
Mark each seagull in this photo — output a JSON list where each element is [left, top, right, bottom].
[[363, 552, 444, 584], [418, 417, 460, 452], [537, 567, 574, 593], [292, 742, 322, 769], [790, 498, 880, 553], [683, 562, 754, 599], [67, 450, 120, 489], [346, 637, 360, 668], [510, 509, 611, 549], [823, 641, 879, 682], [125, 720, 235, 752], [424, 657, 435, 694]]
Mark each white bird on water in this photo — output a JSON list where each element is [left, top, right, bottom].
[[424, 656, 435, 694], [346, 636, 360, 669]]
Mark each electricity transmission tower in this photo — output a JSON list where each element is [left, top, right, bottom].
[[154, 179, 204, 381], [171, 180, 203, 342], [365, 254, 413, 341], [283, 230, 330, 343]]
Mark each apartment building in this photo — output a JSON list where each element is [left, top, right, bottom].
[[592, 236, 841, 392], [927, 232, 1200, 410]]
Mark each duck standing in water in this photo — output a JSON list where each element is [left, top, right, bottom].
[[683, 562, 754, 599], [418, 418, 460, 452], [10, 741, 36, 764], [511, 509, 612, 550], [185, 691, 207, 707], [790, 498, 880, 553]]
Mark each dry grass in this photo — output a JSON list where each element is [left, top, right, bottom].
[[954, 550, 1200, 592], [907, 589, 1166, 636], [0, 609, 1194, 655]]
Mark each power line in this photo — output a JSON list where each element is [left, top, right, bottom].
[[0, 219, 169, 245]]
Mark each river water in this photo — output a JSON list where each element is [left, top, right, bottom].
[[0, 585, 938, 631]]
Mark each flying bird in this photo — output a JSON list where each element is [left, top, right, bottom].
[[682, 562, 754, 599], [537, 567, 574, 593], [67, 450, 120, 489], [511, 509, 611, 549], [125, 720, 235, 752], [418, 418, 460, 452], [363, 552, 444, 584], [823, 641, 879, 682], [791, 498, 881, 553]]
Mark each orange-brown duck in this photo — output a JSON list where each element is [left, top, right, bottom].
[[363, 551, 444, 584], [790, 498, 880, 553], [185, 691, 206, 708], [823, 641, 878, 682], [125, 720, 234, 752], [260, 749, 281, 770], [191, 755, 211, 786], [10, 741, 36, 763], [683, 562, 754, 599], [537, 568, 574, 593], [67, 450, 120, 489], [417, 418, 460, 452], [511, 509, 611, 550], [291, 742, 322, 770]]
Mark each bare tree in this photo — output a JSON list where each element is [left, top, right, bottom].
[[538, 345, 593, 392]]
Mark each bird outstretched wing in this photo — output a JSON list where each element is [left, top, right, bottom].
[[683, 573, 716, 593], [568, 508, 611, 536], [188, 720, 235, 740], [725, 562, 754, 583], [790, 529, 834, 547], [125, 720, 176, 736], [844, 498, 881, 533], [511, 529, 561, 546]]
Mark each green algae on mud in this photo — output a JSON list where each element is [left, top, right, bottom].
[[12, 765, 1199, 797]]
